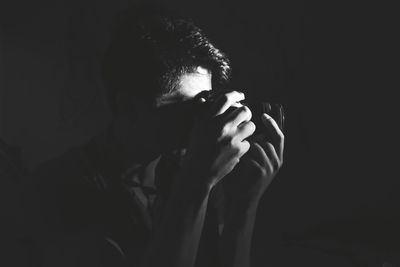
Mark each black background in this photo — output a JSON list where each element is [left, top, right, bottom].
[[1, 0, 398, 266]]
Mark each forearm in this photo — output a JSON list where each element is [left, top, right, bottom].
[[142, 176, 211, 267], [219, 201, 259, 267]]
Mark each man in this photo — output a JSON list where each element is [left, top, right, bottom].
[[20, 6, 284, 267]]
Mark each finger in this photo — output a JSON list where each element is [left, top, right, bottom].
[[247, 141, 270, 167], [240, 157, 263, 174], [261, 113, 284, 161], [235, 120, 256, 141], [208, 91, 245, 116], [255, 137, 281, 168], [224, 105, 252, 128], [237, 139, 251, 159]]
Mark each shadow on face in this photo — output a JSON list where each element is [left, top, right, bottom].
[[114, 66, 212, 158]]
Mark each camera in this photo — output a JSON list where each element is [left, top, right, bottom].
[[194, 90, 285, 133]]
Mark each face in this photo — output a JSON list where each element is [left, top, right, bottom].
[[113, 66, 212, 161], [156, 66, 212, 106]]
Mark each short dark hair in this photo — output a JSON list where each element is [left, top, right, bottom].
[[102, 5, 231, 112]]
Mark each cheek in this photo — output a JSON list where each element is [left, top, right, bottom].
[[156, 117, 192, 148], [123, 117, 159, 144]]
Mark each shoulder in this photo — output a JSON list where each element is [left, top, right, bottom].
[[21, 145, 106, 235], [26, 145, 92, 199], [18, 145, 142, 266]]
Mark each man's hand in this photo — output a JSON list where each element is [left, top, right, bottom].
[[178, 91, 256, 190], [223, 113, 284, 205]]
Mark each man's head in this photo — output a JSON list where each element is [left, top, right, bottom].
[[102, 6, 231, 111], [102, 6, 231, 160]]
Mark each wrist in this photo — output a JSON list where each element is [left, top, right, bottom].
[[234, 198, 259, 212], [223, 200, 259, 229], [177, 164, 216, 188], [226, 197, 260, 220], [231, 192, 263, 207], [174, 170, 213, 198]]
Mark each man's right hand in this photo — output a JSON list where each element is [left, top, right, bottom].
[[179, 91, 256, 189]]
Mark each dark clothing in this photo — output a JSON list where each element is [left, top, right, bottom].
[[19, 136, 222, 267]]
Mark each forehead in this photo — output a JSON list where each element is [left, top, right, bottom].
[[179, 66, 212, 98], [156, 66, 212, 106]]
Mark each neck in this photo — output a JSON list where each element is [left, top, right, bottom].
[[99, 123, 161, 170]]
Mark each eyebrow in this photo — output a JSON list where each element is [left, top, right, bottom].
[[156, 91, 187, 106]]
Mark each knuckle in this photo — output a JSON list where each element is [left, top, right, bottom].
[[220, 124, 231, 137], [215, 120, 228, 136], [257, 166, 268, 177], [243, 105, 251, 115], [233, 145, 242, 155], [267, 167, 274, 175], [227, 139, 243, 155], [217, 138, 230, 151], [226, 141, 240, 155], [228, 135, 237, 147], [265, 162, 274, 174], [220, 132, 234, 145], [231, 157, 240, 167], [240, 140, 250, 155], [251, 162, 267, 177], [247, 121, 256, 133], [272, 160, 280, 170], [240, 105, 252, 120]]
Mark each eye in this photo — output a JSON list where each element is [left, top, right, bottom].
[[156, 92, 185, 107]]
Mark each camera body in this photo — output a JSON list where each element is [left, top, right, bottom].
[[195, 90, 285, 133]]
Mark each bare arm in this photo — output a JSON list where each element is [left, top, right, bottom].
[[220, 113, 285, 267], [142, 173, 211, 267], [220, 201, 259, 267], [142, 91, 255, 267]]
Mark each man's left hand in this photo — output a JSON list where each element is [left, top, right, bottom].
[[223, 113, 284, 206]]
